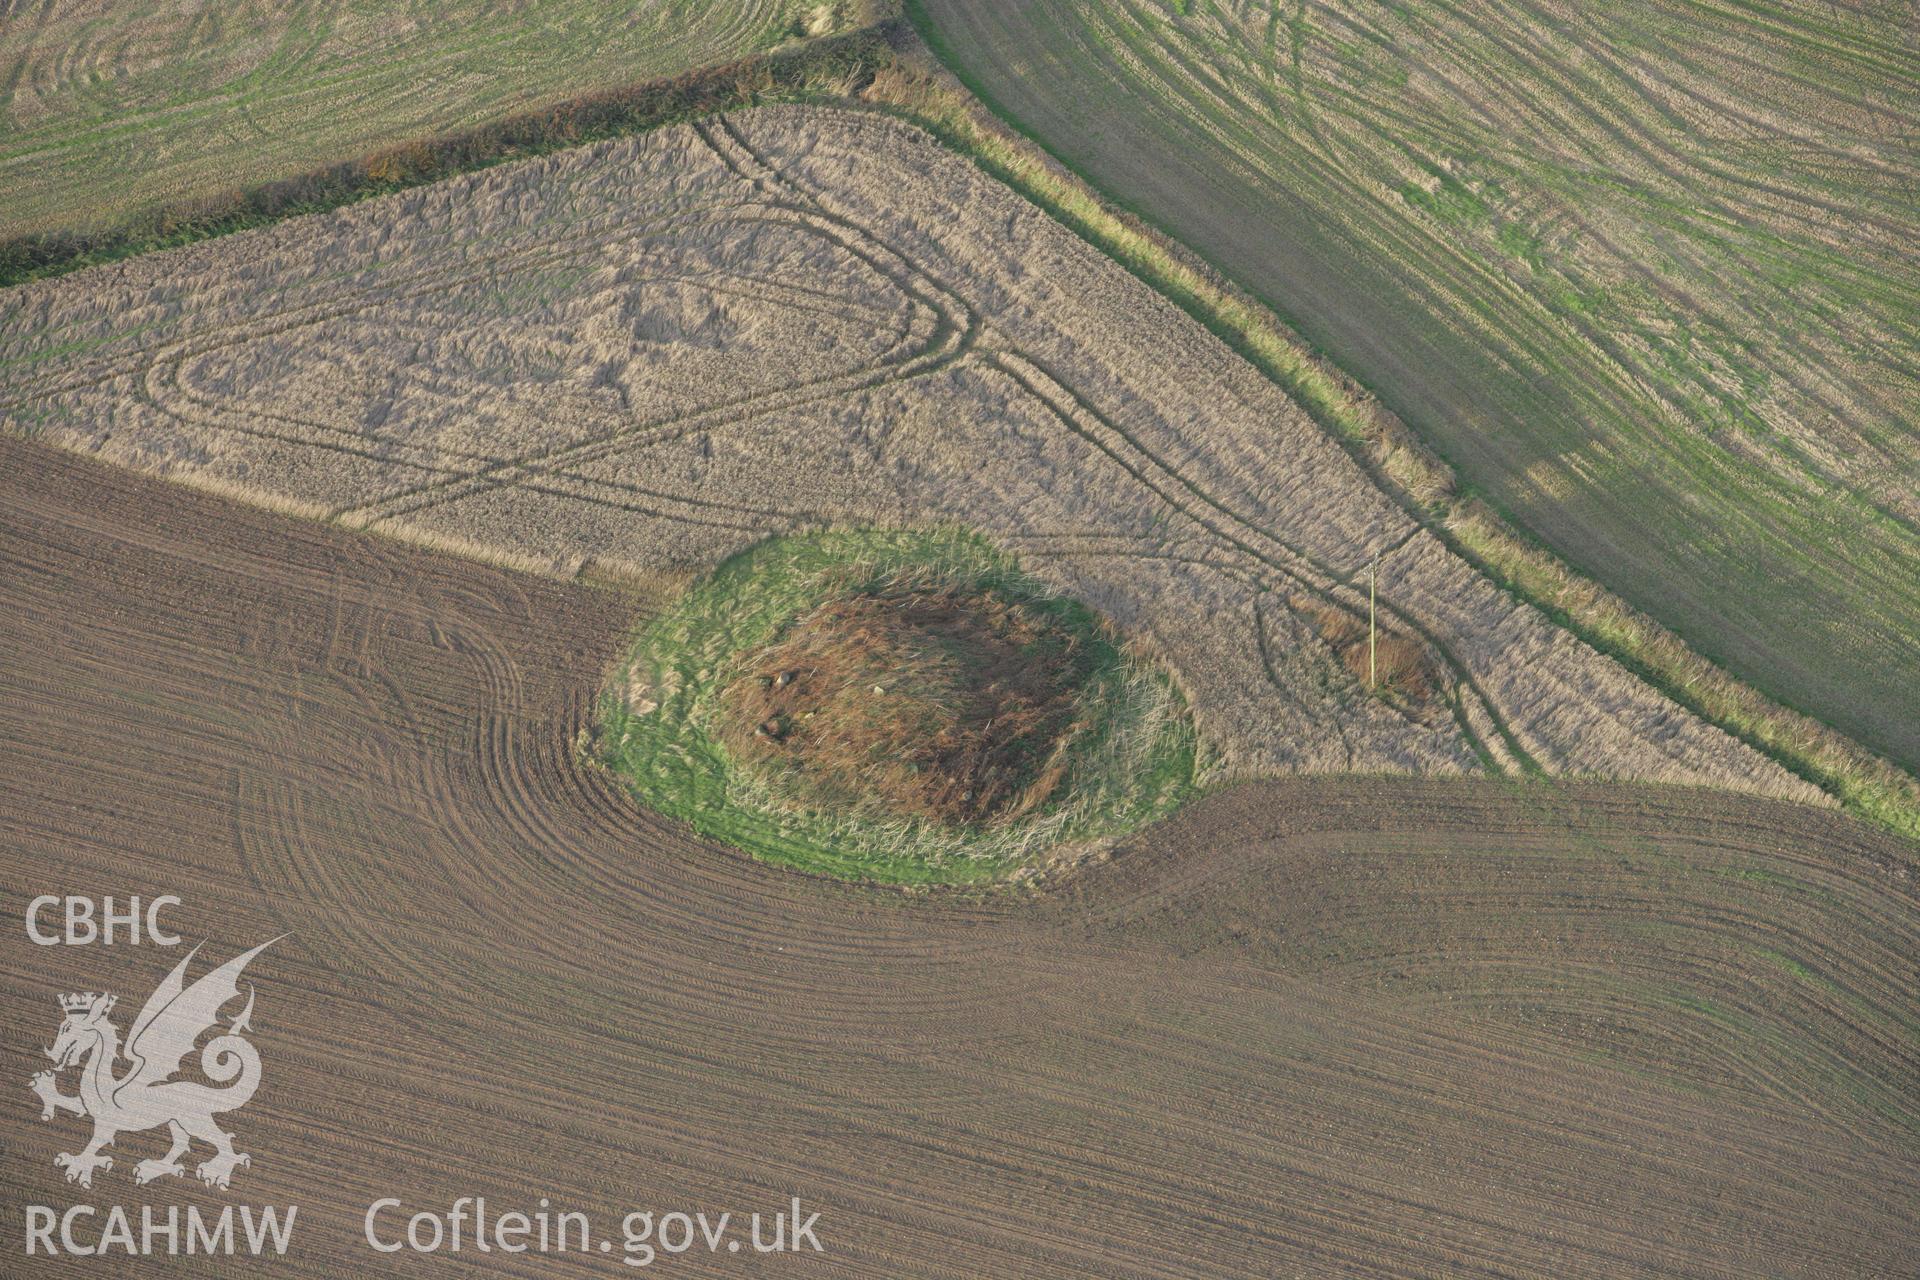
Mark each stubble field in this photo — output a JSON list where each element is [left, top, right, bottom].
[[0, 0, 841, 240], [910, 0, 1920, 770], [0, 105, 1819, 803], [4, 438, 1917, 1277]]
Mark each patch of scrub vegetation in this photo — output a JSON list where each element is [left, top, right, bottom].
[[1289, 595, 1441, 714], [1397, 170, 1489, 226], [596, 529, 1197, 884]]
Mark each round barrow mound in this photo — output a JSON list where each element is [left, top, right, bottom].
[[596, 529, 1197, 884], [718, 580, 1094, 825]]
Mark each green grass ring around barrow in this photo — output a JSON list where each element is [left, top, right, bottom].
[[595, 527, 1199, 885]]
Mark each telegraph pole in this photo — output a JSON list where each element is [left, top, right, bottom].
[[1368, 553, 1378, 690]]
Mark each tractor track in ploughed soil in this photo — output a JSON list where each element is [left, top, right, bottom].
[[3, 437, 1916, 1278]]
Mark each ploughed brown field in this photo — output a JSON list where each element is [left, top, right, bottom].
[[4, 436, 1917, 1278]]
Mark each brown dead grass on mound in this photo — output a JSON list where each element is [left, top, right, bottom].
[[1296, 597, 1440, 709], [717, 579, 1091, 824]]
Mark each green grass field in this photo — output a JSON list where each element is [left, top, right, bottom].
[[909, 0, 1920, 771], [0, 0, 830, 239]]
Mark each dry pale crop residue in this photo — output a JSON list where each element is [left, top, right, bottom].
[[0, 106, 1818, 801]]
